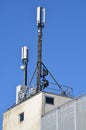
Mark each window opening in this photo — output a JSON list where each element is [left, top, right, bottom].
[[45, 96, 54, 105], [19, 112, 24, 122]]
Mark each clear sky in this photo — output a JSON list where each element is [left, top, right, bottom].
[[1, 0, 86, 129]]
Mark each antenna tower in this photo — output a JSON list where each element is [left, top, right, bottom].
[[36, 7, 46, 92], [23, 6, 73, 98]]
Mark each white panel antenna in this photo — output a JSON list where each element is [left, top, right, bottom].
[[37, 7, 46, 27], [21, 46, 28, 61], [37, 7, 41, 25], [42, 8, 46, 24]]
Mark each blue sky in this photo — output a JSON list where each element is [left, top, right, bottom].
[[1, 0, 86, 129]]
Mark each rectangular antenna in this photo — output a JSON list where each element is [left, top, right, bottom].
[[37, 7, 46, 27], [42, 8, 46, 24], [37, 7, 41, 25]]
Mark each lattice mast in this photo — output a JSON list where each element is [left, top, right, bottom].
[[36, 7, 46, 92]]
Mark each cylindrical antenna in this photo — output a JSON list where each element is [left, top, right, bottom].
[[21, 46, 28, 62], [21, 46, 29, 86], [36, 6, 46, 92]]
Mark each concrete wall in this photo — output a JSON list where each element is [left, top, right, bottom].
[[3, 91, 72, 130], [42, 92, 72, 114], [3, 92, 43, 130]]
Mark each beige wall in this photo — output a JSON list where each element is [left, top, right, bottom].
[[42, 92, 72, 114], [3, 92, 43, 130], [3, 92, 72, 130]]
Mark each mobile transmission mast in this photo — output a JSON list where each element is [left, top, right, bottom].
[[36, 7, 46, 92], [21, 46, 28, 86], [16, 46, 29, 104]]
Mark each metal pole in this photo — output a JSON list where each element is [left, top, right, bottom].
[[21, 46, 28, 86], [36, 26, 42, 92], [24, 62, 27, 86]]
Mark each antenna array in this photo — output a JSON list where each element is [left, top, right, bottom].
[[16, 6, 73, 104]]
